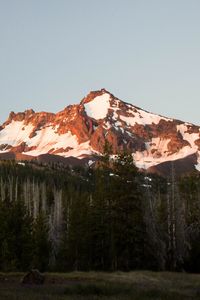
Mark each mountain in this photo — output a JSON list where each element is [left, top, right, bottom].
[[0, 88, 199, 175]]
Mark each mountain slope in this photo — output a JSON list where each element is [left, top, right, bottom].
[[0, 89, 199, 174]]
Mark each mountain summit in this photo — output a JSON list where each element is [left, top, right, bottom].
[[0, 89, 199, 175]]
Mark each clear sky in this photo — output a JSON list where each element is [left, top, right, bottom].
[[0, 0, 200, 125]]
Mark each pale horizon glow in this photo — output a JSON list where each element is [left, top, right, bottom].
[[0, 0, 200, 125]]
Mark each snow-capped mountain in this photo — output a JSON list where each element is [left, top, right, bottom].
[[0, 89, 199, 175]]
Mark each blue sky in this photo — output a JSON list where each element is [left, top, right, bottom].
[[0, 0, 200, 125]]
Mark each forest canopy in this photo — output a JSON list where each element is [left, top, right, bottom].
[[0, 156, 200, 273]]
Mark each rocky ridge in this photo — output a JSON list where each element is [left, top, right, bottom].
[[0, 89, 199, 175]]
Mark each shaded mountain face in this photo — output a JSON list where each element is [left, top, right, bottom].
[[0, 88, 199, 174]]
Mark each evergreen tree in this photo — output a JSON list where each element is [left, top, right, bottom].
[[112, 153, 145, 270], [0, 199, 33, 271], [32, 211, 51, 271]]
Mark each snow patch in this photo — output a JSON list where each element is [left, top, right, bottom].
[[119, 108, 171, 127], [24, 127, 78, 156], [17, 162, 26, 166], [55, 141, 98, 158], [84, 93, 111, 119], [88, 159, 94, 167], [177, 124, 199, 148], [0, 121, 34, 148], [134, 137, 197, 169], [195, 153, 200, 171]]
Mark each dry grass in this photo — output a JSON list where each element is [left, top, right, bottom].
[[0, 271, 200, 299]]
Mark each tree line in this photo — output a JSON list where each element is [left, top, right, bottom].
[[0, 153, 200, 272]]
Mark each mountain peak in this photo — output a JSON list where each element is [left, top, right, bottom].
[[81, 89, 113, 120], [80, 88, 113, 105], [0, 90, 200, 175]]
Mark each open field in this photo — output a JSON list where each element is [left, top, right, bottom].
[[0, 271, 200, 300]]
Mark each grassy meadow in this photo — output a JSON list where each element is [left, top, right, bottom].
[[0, 271, 200, 300]]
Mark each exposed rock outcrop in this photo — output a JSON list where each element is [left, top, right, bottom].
[[0, 89, 199, 175], [21, 269, 45, 285]]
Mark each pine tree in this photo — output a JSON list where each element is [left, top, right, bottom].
[[0, 199, 33, 271], [32, 211, 51, 272], [107, 152, 145, 270]]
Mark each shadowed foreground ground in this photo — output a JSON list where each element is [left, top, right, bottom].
[[0, 271, 200, 300]]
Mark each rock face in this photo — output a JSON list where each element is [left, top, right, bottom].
[[0, 88, 200, 174]]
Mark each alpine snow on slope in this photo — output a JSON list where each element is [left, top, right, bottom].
[[0, 89, 199, 175]]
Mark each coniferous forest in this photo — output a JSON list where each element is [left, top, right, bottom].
[[0, 152, 200, 273]]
